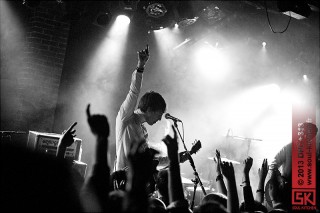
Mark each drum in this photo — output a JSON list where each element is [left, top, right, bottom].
[[184, 186, 213, 207]]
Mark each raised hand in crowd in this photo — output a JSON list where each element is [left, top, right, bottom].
[[162, 125, 190, 213], [81, 104, 110, 212], [137, 44, 150, 69], [214, 149, 227, 196], [221, 161, 239, 213], [240, 157, 254, 212], [268, 168, 288, 211], [256, 158, 268, 203], [243, 156, 253, 176], [56, 122, 77, 159], [124, 140, 158, 213], [87, 104, 109, 138]]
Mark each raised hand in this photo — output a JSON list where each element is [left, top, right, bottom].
[[162, 125, 178, 159], [243, 156, 253, 175], [137, 45, 150, 69], [214, 149, 222, 175], [221, 161, 235, 181], [86, 104, 109, 138], [258, 158, 269, 181], [58, 122, 77, 148], [127, 140, 158, 181]]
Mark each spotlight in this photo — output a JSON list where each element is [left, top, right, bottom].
[[116, 14, 130, 25], [303, 74, 308, 82], [262, 42, 266, 47]]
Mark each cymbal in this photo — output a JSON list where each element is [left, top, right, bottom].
[[186, 186, 213, 192], [208, 157, 240, 165], [181, 176, 193, 185], [200, 178, 210, 184]]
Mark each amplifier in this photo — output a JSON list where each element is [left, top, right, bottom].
[[27, 131, 82, 161]]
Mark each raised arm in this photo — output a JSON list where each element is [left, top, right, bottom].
[[118, 45, 150, 120], [56, 122, 77, 159], [255, 158, 268, 203], [162, 126, 185, 203], [241, 157, 254, 212], [81, 104, 110, 212], [162, 125, 189, 212], [124, 141, 158, 213], [214, 149, 227, 196], [221, 161, 240, 213]]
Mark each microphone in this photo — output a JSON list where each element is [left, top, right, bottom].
[[165, 113, 182, 122]]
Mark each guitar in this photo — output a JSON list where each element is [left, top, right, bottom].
[[112, 141, 202, 192], [147, 140, 202, 194], [152, 140, 202, 170]]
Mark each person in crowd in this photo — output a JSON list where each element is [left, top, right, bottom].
[[193, 200, 227, 213], [1, 132, 83, 212], [255, 158, 268, 204], [200, 192, 227, 209], [239, 157, 268, 213], [267, 167, 289, 212], [114, 44, 167, 172], [155, 169, 170, 206], [81, 104, 110, 212], [123, 139, 159, 213], [214, 149, 227, 196], [271, 122, 318, 180], [268, 122, 318, 210], [220, 161, 240, 213], [162, 125, 191, 213]]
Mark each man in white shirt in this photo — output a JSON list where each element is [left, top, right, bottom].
[[114, 45, 167, 171]]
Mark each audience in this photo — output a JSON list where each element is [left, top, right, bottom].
[[3, 104, 317, 213], [3, 50, 318, 212]]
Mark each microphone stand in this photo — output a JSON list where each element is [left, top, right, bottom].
[[173, 121, 206, 210]]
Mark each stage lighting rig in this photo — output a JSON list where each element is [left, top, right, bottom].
[[145, 2, 167, 18], [143, 2, 175, 31], [277, 0, 311, 19], [119, 0, 139, 11], [93, 11, 112, 28], [199, 3, 226, 26], [174, 1, 199, 29]]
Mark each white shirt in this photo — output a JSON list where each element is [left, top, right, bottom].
[[114, 70, 148, 171]]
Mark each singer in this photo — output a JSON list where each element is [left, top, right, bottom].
[[113, 45, 167, 171]]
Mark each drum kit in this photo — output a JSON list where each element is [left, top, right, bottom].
[[180, 156, 241, 206]]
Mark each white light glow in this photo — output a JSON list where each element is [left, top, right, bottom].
[[116, 15, 130, 25], [224, 84, 281, 128], [85, 12, 130, 83], [262, 41, 266, 47], [193, 43, 230, 82], [154, 27, 183, 58]]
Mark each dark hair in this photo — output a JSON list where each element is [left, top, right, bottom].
[[200, 193, 227, 208], [155, 169, 169, 203], [239, 200, 268, 213], [195, 200, 227, 213], [138, 91, 166, 113], [301, 122, 318, 140]]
